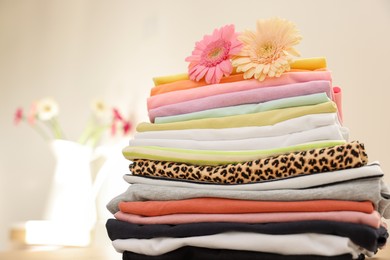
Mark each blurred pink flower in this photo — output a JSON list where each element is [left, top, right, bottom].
[[14, 108, 23, 125], [113, 108, 123, 121], [28, 102, 37, 125], [185, 24, 242, 84], [122, 120, 132, 135], [111, 120, 117, 136], [111, 108, 133, 136], [15, 98, 133, 146]]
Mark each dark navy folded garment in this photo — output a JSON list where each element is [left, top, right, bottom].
[[106, 219, 388, 253], [122, 247, 362, 260]]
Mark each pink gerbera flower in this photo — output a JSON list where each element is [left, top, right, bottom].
[[185, 24, 242, 84]]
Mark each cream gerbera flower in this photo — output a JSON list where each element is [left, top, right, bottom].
[[36, 97, 59, 121], [232, 17, 302, 81]]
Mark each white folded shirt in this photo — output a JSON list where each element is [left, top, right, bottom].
[[129, 124, 348, 151], [134, 113, 344, 141], [112, 231, 364, 258]]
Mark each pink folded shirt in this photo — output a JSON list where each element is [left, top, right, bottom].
[[147, 71, 332, 110], [148, 80, 332, 122], [114, 210, 381, 228], [333, 86, 343, 123]]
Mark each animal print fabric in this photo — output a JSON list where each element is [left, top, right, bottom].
[[129, 141, 368, 185]]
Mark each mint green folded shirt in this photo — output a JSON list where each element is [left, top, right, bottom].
[[155, 93, 330, 124], [137, 101, 337, 132]]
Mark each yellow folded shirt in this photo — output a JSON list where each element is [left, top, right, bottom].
[[152, 57, 327, 86]]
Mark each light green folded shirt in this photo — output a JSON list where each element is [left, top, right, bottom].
[[137, 101, 337, 132], [155, 93, 330, 124], [122, 140, 346, 165]]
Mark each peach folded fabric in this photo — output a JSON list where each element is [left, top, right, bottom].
[[151, 57, 327, 93], [147, 71, 332, 110], [152, 73, 245, 96], [114, 210, 381, 229], [118, 198, 374, 217]]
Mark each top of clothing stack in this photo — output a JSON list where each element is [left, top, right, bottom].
[[107, 18, 390, 260], [123, 57, 355, 186]]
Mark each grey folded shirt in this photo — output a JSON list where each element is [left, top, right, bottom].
[[107, 176, 390, 218]]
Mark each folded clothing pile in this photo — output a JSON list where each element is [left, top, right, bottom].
[[105, 19, 390, 260]]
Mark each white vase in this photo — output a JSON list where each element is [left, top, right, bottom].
[[38, 140, 97, 246]]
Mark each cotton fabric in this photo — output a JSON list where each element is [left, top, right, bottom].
[[148, 80, 332, 122], [112, 232, 364, 258]]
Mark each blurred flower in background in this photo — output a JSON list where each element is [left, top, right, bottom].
[[13, 97, 133, 247], [14, 97, 132, 147]]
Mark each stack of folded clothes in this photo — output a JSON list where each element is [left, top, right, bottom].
[[106, 18, 390, 260]]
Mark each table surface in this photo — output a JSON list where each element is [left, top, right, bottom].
[[0, 246, 389, 260], [0, 246, 121, 260]]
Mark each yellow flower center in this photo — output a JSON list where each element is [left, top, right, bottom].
[[208, 47, 223, 59], [44, 105, 52, 112], [250, 41, 282, 63], [256, 42, 276, 59], [96, 102, 105, 111], [201, 39, 231, 67]]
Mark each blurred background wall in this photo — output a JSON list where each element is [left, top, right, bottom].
[[0, 0, 389, 250]]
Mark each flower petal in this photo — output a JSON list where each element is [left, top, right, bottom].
[[286, 47, 301, 57], [268, 69, 276, 77], [214, 65, 224, 83], [232, 57, 251, 67], [239, 62, 255, 72], [205, 67, 216, 84], [258, 73, 267, 81], [189, 64, 200, 75], [195, 66, 208, 82], [239, 30, 256, 44], [243, 67, 256, 79], [263, 64, 271, 75], [219, 59, 233, 76], [229, 44, 243, 55], [221, 24, 235, 40], [254, 63, 265, 75], [185, 55, 200, 62]]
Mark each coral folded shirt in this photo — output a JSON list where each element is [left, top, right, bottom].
[[118, 198, 374, 217], [114, 211, 381, 228]]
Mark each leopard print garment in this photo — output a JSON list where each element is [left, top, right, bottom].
[[129, 141, 368, 184]]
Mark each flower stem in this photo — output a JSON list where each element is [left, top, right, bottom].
[[78, 118, 94, 144], [85, 125, 109, 148], [51, 117, 64, 139], [28, 122, 51, 141]]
